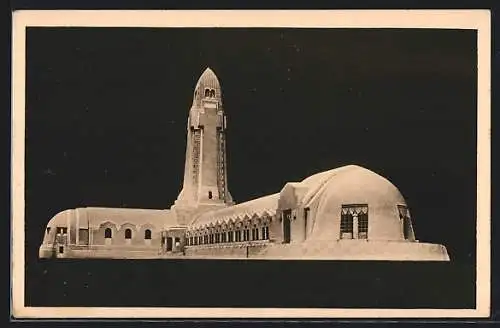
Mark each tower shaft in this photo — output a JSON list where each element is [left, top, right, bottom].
[[172, 68, 233, 224]]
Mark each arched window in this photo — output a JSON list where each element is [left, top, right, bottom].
[[125, 228, 132, 239], [210, 89, 216, 97], [208, 191, 213, 199], [105, 228, 112, 238], [205, 88, 210, 97], [144, 229, 152, 240]]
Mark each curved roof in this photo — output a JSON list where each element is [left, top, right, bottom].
[[191, 193, 280, 228], [315, 165, 405, 206], [45, 207, 177, 231], [191, 67, 223, 107], [46, 209, 73, 228], [195, 67, 221, 91], [307, 165, 408, 241], [85, 207, 175, 230], [300, 165, 355, 207]]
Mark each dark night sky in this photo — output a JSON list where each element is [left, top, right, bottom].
[[25, 27, 477, 268]]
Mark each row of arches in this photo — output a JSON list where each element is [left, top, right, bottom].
[[104, 227, 152, 240], [185, 215, 273, 246]]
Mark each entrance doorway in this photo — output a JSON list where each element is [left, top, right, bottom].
[[283, 209, 291, 243], [166, 237, 173, 251]]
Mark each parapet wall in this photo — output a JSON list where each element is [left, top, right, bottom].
[[184, 243, 269, 258], [39, 244, 162, 259], [257, 240, 450, 261], [39, 240, 449, 261], [184, 240, 449, 261]]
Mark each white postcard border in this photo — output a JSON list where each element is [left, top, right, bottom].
[[11, 9, 491, 319]]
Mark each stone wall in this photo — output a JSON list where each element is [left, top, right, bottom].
[[47, 244, 162, 259], [92, 224, 161, 247], [254, 240, 450, 261], [184, 242, 270, 258]]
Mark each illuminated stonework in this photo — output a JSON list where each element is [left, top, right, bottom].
[[38, 68, 450, 261]]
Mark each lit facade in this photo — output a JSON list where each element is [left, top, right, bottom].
[[38, 68, 450, 261]]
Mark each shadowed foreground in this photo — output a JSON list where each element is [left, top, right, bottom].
[[26, 259, 474, 309]]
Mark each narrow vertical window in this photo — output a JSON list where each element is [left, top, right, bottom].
[[340, 209, 353, 239], [144, 229, 152, 240], [125, 228, 132, 239], [264, 226, 269, 240], [283, 209, 292, 243], [398, 205, 415, 241], [208, 191, 213, 199], [205, 88, 210, 97], [105, 228, 112, 239], [304, 208, 310, 240], [358, 212, 368, 239]]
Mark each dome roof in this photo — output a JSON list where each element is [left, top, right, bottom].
[[195, 67, 221, 91], [316, 165, 405, 207], [305, 165, 409, 241]]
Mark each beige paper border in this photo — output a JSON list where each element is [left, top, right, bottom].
[[11, 10, 491, 319]]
